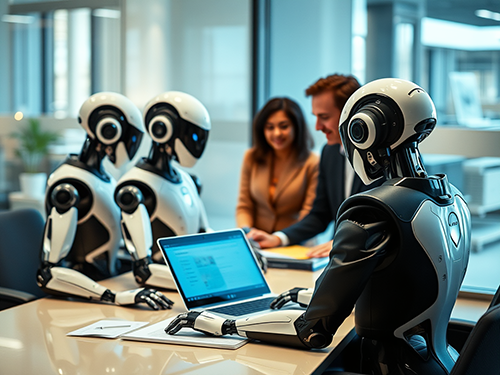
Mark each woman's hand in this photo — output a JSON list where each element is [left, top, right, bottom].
[[306, 240, 333, 258]]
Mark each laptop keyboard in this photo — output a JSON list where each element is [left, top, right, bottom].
[[208, 296, 276, 316]]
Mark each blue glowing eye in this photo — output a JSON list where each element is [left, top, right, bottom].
[[132, 135, 137, 142], [192, 133, 198, 142]]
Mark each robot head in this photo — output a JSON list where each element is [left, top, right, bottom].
[[143, 91, 211, 168], [78, 92, 145, 168], [339, 78, 437, 184]]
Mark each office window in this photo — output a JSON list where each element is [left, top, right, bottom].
[[10, 12, 42, 116], [52, 8, 92, 118], [394, 22, 414, 81], [9, 5, 120, 118]]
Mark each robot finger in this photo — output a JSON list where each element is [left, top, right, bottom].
[[142, 294, 160, 310], [270, 294, 291, 309], [150, 291, 174, 309], [165, 313, 190, 335]]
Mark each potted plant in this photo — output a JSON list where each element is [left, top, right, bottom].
[[11, 118, 60, 197]]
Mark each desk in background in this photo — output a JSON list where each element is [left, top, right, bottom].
[[0, 268, 355, 375]]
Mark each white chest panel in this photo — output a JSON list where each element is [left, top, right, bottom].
[[118, 165, 204, 235]]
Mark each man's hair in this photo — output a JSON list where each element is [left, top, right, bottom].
[[305, 74, 361, 110]]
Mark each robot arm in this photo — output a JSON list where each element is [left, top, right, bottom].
[[38, 267, 172, 309], [165, 205, 391, 348], [38, 183, 173, 309], [115, 185, 176, 289], [41, 184, 80, 263], [165, 309, 319, 349]]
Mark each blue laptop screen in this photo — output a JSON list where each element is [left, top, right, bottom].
[[158, 229, 270, 309]]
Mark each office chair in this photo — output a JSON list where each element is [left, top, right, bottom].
[[329, 286, 500, 375], [0, 208, 46, 310]]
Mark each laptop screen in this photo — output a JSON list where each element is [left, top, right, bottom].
[[158, 229, 270, 310]]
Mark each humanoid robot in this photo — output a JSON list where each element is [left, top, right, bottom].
[[37, 92, 172, 310], [164, 78, 471, 375], [114, 91, 211, 290]]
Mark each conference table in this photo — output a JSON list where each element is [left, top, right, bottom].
[[0, 268, 356, 375]]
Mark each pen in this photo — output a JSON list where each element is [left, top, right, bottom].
[[96, 325, 132, 330]]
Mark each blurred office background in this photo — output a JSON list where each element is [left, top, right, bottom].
[[0, 0, 500, 293]]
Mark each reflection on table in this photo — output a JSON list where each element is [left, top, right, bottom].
[[0, 268, 356, 375]]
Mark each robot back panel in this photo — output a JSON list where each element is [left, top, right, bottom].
[[340, 178, 470, 341]]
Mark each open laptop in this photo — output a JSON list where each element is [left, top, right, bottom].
[[157, 228, 276, 319]]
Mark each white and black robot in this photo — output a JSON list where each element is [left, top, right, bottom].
[[114, 91, 211, 290], [164, 79, 471, 375], [37, 92, 173, 310]]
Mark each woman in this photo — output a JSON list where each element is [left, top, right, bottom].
[[236, 97, 319, 235]]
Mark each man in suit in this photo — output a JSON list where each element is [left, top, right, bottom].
[[248, 74, 381, 257]]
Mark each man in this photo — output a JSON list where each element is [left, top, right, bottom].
[[248, 74, 381, 257]]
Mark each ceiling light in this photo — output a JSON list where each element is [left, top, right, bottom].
[[1, 14, 34, 24], [475, 9, 500, 22], [92, 9, 121, 19]]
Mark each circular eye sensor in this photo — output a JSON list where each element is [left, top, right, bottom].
[[149, 115, 173, 143], [348, 111, 378, 150], [349, 118, 368, 143], [96, 117, 122, 145], [152, 121, 167, 138]]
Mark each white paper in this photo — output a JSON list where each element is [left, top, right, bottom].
[[67, 320, 149, 339], [121, 318, 248, 349]]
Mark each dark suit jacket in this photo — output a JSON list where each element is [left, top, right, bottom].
[[282, 144, 382, 245]]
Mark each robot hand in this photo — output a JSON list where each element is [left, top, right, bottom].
[[270, 287, 313, 309], [114, 288, 174, 310], [165, 311, 236, 336]]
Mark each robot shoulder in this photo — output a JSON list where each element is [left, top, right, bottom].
[[340, 181, 429, 223]]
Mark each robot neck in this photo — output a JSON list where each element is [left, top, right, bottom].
[[145, 143, 178, 181], [386, 142, 427, 180], [78, 137, 108, 175]]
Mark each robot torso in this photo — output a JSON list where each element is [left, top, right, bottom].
[[116, 162, 206, 241], [339, 175, 470, 371], [45, 155, 122, 276]]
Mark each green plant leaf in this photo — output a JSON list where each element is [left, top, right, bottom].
[[11, 118, 60, 173]]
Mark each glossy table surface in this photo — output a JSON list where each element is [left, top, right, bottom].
[[0, 268, 355, 375]]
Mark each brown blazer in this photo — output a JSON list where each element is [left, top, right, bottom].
[[236, 149, 320, 233]]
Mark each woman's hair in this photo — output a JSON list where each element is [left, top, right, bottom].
[[305, 74, 361, 110], [251, 97, 313, 164]]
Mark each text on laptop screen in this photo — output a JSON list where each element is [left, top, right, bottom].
[[159, 230, 270, 309]]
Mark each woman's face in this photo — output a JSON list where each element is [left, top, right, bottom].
[[263, 110, 295, 153]]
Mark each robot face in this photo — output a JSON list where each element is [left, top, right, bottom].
[[78, 92, 145, 168], [144, 91, 211, 168], [339, 78, 437, 184]]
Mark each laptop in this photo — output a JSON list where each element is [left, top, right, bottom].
[[157, 228, 277, 319]]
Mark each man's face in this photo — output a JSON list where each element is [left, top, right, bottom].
[[311, 90, 342, 145]]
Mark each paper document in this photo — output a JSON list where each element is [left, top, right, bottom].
[[121, 317, 248, 349], [67, 320, 149, 339], [262, 245, 312, 259], [260, 246, 329, 271]]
